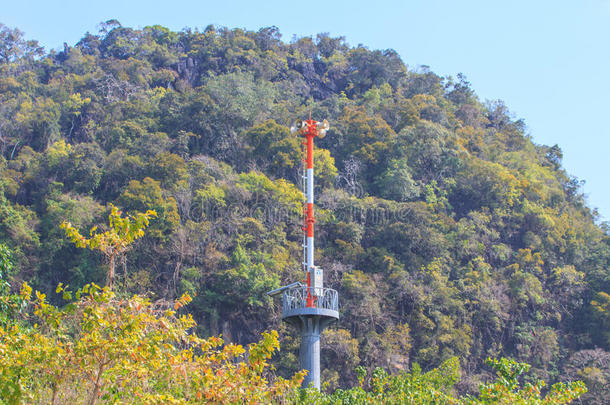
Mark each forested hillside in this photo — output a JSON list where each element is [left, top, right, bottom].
[[0, 21, 608, 401]]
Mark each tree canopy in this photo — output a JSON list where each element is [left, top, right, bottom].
[[0, 20, 607, 402]]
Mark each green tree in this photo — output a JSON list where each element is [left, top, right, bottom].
[[0, 243, 20, 327], [374, 158, 420, 201], [117, 177, 179, 240], [591, 291, 610, 346], [0, 23, 44, 64], [464, 357, 586, 405]]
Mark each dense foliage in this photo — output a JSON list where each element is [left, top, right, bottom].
[[0, 280, 585, 404], [0, 20, 608, 402], [0, 282, 303, 404]]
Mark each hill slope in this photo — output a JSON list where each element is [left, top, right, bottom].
[[0, 21, 608, 399]]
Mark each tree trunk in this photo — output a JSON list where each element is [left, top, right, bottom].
[[106, 255, 115, 289], [88, 357, 106, 405], [122, 255, 127, 290]]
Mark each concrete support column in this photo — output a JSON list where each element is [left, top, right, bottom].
[[299, 317, 321, 389]]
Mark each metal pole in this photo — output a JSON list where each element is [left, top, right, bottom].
[[305, 126, 315, 307], [273, 116, 338, 391]]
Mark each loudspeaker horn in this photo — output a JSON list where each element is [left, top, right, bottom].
[[290, 120, 308, 135], [317, 119, 329, 138]]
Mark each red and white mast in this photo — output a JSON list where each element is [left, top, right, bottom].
[[292, 114, 329, 306], [267, 115, 337, 391]]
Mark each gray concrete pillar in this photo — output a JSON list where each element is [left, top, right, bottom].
[[299, 317, 322, 389]]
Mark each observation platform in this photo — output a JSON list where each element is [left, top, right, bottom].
[[279, 286, 339, 388], [281, 286, 339, 322]]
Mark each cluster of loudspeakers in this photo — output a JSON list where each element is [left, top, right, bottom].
[[290, 119, 329, 138]]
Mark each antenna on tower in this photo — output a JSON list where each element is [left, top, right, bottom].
[[267, 116, 339, 390]]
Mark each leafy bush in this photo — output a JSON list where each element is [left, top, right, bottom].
[[0, 283, 303, 404]]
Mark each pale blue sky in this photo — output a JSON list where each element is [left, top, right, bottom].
[[3, 0, 609, 221]]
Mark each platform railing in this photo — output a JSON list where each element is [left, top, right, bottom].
[[282, 286, 339, 314]]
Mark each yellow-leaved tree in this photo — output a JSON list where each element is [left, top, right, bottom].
[[0, 283, 304, 404], [60, 204, 156, 289]]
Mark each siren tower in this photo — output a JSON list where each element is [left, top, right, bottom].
[[267, 115, 339, 390]]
